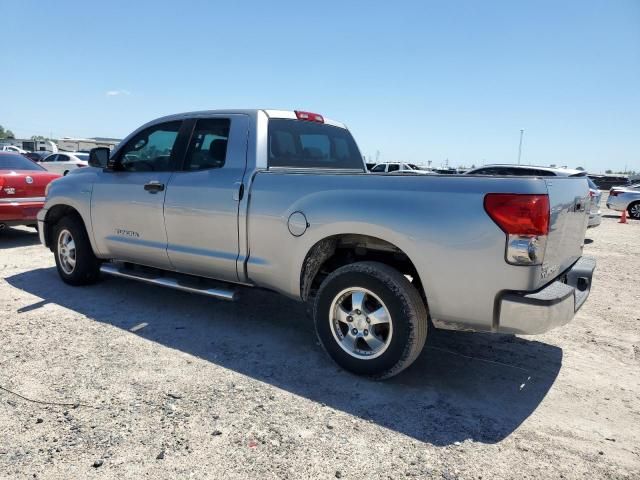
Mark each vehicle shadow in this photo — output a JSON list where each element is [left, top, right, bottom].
[[0, 227, 40, 249], [6, 267, 563, 446]]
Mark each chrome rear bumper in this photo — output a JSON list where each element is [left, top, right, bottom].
[[497, 256, 596, 334]]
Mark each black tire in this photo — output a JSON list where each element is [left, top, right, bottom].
[[63, 170, 69, 176], [313, 261, 428, 379], [52, 215, 101, 285], [628, 202, 640, 220]]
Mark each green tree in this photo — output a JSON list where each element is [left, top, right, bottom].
[[575, 166, 585, 171], [605, 169, 613, 174], [0, 125, 16, 139]]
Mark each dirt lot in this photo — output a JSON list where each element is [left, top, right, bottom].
[[1, 198, 639, 479]]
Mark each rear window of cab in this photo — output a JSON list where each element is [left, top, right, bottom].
[[268, 119, 364, 170]]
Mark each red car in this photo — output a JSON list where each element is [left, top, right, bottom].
[[0, 152, 60, 231]]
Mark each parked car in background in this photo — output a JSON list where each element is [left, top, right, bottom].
[[588, 174, 631, 190], [607, 185, 640, 220], [1, 145, 28, 154], [370, 162, 432, 174], [586, 177, 602, 228], [611, 182, 640, 192], [40, 152, 89, 175], [0, 152, 60, 230], [39, 109, 595, 379], [24, 151, 53, 163], [465, 164, 602, 228]]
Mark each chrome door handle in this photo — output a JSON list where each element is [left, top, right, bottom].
[[144, 181, 165, 193]]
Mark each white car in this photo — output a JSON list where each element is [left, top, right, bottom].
[[370, 162, 432, 174], [40, 152, 89, 175], [1, 145, 27, 154]]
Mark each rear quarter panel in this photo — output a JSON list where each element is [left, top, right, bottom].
[[246, 172, 551, 331]]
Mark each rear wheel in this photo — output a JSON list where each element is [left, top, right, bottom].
[[53, 215, 101, 285], [313, 261, 428, 379], [63, 170, 70, 176], [628, 202, 640, 220]]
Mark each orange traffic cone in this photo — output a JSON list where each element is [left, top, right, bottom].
[[619, 209, 627, 224]]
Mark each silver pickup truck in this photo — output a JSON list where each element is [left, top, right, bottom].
[[38, 109, 595, 379]]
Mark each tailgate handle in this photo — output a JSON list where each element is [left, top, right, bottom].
[[144, 181, 165, 193]]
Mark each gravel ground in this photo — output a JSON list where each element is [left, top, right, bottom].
[[1, 197, 639, 479]]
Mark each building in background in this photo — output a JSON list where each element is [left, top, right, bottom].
[[56, 137, 120, 152]]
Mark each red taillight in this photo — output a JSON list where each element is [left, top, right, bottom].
[[484, 194, 550, 236], [77, 164, 87, 168], [295, 110, 324, 123], [609, 190, 619, 196]]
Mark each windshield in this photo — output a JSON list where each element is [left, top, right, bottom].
[[268, 119, 364, 170], [0, 153, 45, 171]]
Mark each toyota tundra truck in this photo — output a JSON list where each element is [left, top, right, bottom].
[[37, 109, 596, 379]]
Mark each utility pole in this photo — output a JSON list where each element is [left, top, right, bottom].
[[517, 129, 524, 165]]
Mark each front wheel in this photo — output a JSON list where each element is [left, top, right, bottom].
[[313, 261, 428, 379], [53, 215, 101, 285]]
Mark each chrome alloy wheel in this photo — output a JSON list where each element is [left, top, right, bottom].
[[329, 287, 393, 360], [57, 229, 76, 274], [630, 203, 640, 219]]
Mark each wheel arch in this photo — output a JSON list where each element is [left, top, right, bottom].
[[44, 204, 90, 250], [299, 233, 428, 307]]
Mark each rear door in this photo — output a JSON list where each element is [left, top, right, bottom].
[[163, 114, 249, 281], [91, 120, 187, 269], [541, 177, 590, 284]]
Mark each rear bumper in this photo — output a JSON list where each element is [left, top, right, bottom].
[[0, 198, 45, 225], [497, 256, 596, 335], [588, 211, 601, 228]]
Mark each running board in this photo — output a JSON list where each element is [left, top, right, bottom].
[[99, 263, 238, 301]]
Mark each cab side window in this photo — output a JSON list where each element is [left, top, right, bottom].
[[371, 164, 386, 172], [387, 164, 400, 172], [183, 118, 231, 171], [116, 121, 182, 172]]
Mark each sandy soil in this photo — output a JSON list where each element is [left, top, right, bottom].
[[0, 198, 638, 479]]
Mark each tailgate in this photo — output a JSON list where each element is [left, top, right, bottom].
[[539, 177, 590, 286]]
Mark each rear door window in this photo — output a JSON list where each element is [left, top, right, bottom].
[[268, 119, 364, 170], [371, 164, 386, 172], [387, 164, 400, 172], [183, 118, 231, 171]]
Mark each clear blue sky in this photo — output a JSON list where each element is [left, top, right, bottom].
[[2, 0, 639, 172]]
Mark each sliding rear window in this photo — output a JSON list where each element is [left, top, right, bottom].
[[268, 119, 364, 170]]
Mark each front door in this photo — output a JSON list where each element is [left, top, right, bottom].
[[163, 115, 249, 282], [91, 120, 185, 269]]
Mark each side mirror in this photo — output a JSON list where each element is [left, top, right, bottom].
[[88, 147, 110, 168]]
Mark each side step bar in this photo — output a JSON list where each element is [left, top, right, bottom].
[[99, 263, 238, 301]]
